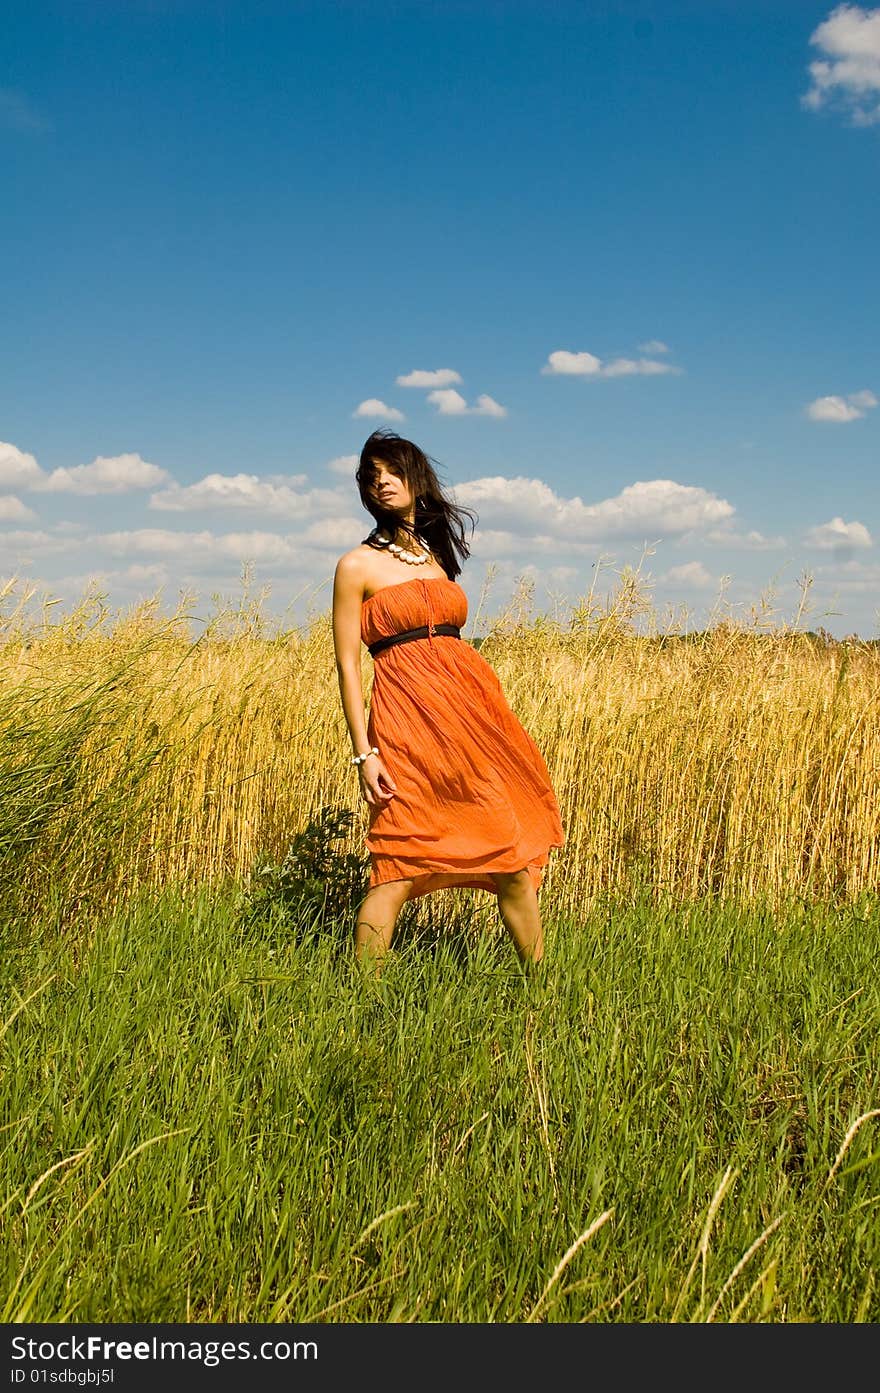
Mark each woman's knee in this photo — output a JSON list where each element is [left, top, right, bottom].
[[387, 877, 415, 905], [360, 877, 415, 909], [491, 868, 532, 891]]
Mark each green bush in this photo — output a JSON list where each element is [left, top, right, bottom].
[[239, 804, 370, 941]]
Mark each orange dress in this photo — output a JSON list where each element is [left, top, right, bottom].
[[361, 574, 565, 902]]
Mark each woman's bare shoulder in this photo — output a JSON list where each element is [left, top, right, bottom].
[[333, 544, 376, 598], [335, 543, 375, 577]]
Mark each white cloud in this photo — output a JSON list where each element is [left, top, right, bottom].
[[453, 476, 734, 544], [93, 522, 384, 566], [472, 394, 507, 417], [263, 471, 308, 487], [98, 529, 301, 564], [150, 474, 346, 517], [353, 399, 404, 421], [541, 350, 602, 377], [396, 368, 463, 388], [807, 390, 877, 421], [0, 441, 43, 490], [426, 389, 508, 417], [705, 527, 787, 550], [209, 532, 301, 564], [300, 517, 367, 549], [0, 529, 80, 554], [813, 558, 880, 591], [468, 526, 523, 559], [546, 564, 580, 583], [601, 357, 682, 377], [151, 473, 282, 511], [49, 563, 172, 590], [427, 390, 469, 414], [326, 453, 359, 476], [122, 563, 170, 583], [805, 516, 873, 549], [807, 396, 859, 421], [0, 530, 55, 549], [802, 3, 880, 126], [637, 340, 671, 355], [35, 453, 170, 494], [0, 495, 36, 522], [664, 561, 715, 588], [98, 529, 213, 557], [541, 348, 682, 378], [1, 443, 172, 496], [7, 519, 360, 574]]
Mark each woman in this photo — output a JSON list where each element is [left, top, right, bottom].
[[332, 428, 565, 969]]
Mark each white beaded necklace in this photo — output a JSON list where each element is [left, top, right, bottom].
[[378, 532, 432, 566]]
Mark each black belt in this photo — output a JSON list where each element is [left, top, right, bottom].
[[368, 623, 462, 657]]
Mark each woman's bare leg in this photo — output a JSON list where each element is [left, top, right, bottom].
[[354, 878, 414, 970], [492, 869, 544, 965]]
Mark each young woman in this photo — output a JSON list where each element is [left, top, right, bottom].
[[332, 428, 565, 969]]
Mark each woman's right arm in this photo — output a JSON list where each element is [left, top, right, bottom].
[[332, 556, 397, 808]]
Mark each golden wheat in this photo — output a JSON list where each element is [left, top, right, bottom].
[[1, 565, 877, 919]]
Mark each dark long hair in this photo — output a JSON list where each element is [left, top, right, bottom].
[[357, 429, 478, 581]]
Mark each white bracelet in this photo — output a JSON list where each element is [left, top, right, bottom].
[[351, 746, 378, 767]]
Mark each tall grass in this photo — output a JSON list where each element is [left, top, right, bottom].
[[2, 883, 877, 1322]]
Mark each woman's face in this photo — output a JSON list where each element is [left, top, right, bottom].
[[369, 457, 413, 513]]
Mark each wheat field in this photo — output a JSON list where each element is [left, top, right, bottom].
[[1, 566, 877, 926]]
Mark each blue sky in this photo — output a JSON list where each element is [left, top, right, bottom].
[[2, 0, 878, 637]]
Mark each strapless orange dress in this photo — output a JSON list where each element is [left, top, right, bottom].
[[361, 574, 565, 902]]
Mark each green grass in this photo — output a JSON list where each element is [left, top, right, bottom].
[[1, 885, 878, 1323]]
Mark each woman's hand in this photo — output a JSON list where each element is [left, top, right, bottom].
[[358, 752, 397, 806]]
